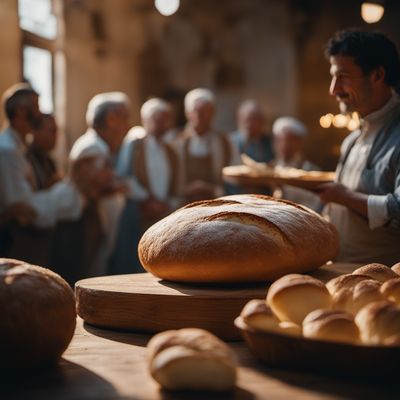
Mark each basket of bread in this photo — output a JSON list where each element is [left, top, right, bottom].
[[235, 262, 400, 377]]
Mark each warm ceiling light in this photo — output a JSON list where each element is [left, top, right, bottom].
[[155, 0, 180, 16], [361, 2, 384, 24]]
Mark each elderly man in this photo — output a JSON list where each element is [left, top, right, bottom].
[[272, 116, 322, 211], [178, 88, 240, 202], [230, 99, 273, 163], [0, 84, 84, 263], [62, 92, 131, 278], [117, 98, 182, 226], [318, 30, 400, 265], [0, 84, 83, 228]]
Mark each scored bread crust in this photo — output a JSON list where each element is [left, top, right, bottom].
[[138, 194, 339, 283]]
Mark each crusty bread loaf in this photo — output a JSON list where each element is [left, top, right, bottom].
[[0, 258, 76, 369], [302, 309, 359, 344], [380, 277, 400, 305], [266, 274, 332, 325], [147, 328, 236, 391], [138, 194, 338, 282], [355, 301, 400, 345], [332, 280, 383, 315], [352, 263, 397, 283]]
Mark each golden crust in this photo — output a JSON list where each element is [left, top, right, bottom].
[[0, 258, 76, 368], [147, 328, 236, 391], [302, 309, 359, 344], [352, 263, 397, 283], [138, 194, 339, 283]]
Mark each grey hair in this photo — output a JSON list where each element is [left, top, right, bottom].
[[272, 116, 307, 137], [184, 88, 215, 112], [86, 92, 130, 129], [140, 98, 170, 122]]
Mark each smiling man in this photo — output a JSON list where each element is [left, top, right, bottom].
[[318, 30, 400, 264]]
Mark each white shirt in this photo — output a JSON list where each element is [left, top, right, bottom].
[[0, 127, 83, 227], [341, 94, 400, 229], [116, 134, 180, 208]]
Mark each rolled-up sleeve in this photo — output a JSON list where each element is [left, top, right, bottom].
[[368, 194, 389, 229]]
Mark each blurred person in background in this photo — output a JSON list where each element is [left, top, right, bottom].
[[177, 88, 240, 202], [230, 99, 273, 163], [271, 116, 322, 211], [0, 84, 84, 265], [26, 113, 60, 189], [53, 92, 132, 281]]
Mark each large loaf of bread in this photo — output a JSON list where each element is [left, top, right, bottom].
[[138, 194, 339, 283]]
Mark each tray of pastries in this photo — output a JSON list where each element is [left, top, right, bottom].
[[235, 262, 400, 377], [223, 154, 336, 191]]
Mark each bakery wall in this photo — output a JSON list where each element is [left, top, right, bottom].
[[2, 0, 400, 169], [0, 0, 22, 127]]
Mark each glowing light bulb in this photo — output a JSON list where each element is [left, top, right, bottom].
[[155, 0, 180, 16], [361, 3, 384, 24]]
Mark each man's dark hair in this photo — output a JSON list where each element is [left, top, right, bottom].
[[325, 29, 400, 89], [2, 83, 38, 121]]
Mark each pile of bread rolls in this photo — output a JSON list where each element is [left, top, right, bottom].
[[240, 262, 400, 346], [147, 328, 237, 391]]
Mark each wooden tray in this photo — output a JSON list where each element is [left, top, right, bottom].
[[235, 316, 399, 377], [75, 264, 359, 341], [223, 165, 335, 191], [75, 273, 267, 340]]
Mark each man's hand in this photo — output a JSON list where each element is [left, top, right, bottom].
[[316, 182, 353, 205], [2, 202, 37, 226], [316, 182, 368, 218], [70, 156, 115, 200]]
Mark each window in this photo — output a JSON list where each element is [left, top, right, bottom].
[[18, 0, 57, 113]]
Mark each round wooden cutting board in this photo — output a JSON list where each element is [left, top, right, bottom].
[[75, 273, 267, 340], [75, 263, 359, 340]]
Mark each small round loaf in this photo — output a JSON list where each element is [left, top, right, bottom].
[[391, 263, 400, 275], [0, 258, 76, 369], [352, 263, 397, 283], [355, 301, 400, 345], [266, 274, 332, 325], [138, 194, 339, 282], [147, 328, 236, 391], [302, 309, 359, 344], [240, 299, 280, 332], [380, 278, 400, 305], [332, 280, 383, 315], [326, 273, 370, 296]]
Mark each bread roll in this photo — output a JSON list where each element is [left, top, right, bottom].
[[380, 277, 400, 305], [355, 301, 400, 345], [138, 194, 339, 282], [302, 309, 359, 344], [147, 328, 236, 391], [240, 299, 280, 332], [352, 263, 397, 283], [326, 273, 370, 296], [240, 299, 302, 336], [332, 280, 383, 315], [266, 274, 332, 325], [0, 258, 76, 369], [391, 263, 400, 275]]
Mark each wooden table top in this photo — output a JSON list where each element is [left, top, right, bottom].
[[2, 318, 399, 400]]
